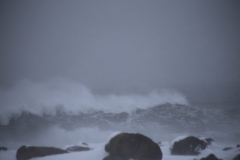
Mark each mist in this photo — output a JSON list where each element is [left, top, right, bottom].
[[0, 78, 189, 125], [1, 0, 240, 103]]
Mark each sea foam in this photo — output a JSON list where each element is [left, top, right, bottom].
[[0, 78, 188, 125]]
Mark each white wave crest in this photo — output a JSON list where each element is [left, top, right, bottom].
[[0, 78, 189, 125]]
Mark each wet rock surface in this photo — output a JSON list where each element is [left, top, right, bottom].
[[104, 132, 162, 160], [16, 145, 68, 160], [171, 136, 208, 155]]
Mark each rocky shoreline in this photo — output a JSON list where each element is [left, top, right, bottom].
[[1, 132, 239, 160]]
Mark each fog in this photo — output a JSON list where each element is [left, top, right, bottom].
[[1, 0, 240, 103]]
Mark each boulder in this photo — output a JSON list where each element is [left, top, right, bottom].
[[200, 154, 221, 160], [66, 145, 91, 152], [82, 142, 88, 146], [103, 155, 129, 160], [0, 147, 8, 151], [104, 132, 162, 160], [233, 154, 240, 160], [16, 145, 68, 160], [171, 136, 207, 155], [223, 147, 233, 151]]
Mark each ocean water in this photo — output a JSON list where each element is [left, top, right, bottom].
[[0, 79, 239, 151]]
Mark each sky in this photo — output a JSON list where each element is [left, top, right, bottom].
[[0, 0, 240, 103]]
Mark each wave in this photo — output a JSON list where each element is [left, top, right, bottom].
[[4, 103, 235, 131], [1, 104, 239, 148], [0, 78, 188, 125]]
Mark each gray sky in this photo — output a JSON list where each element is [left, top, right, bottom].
[[0, 0, 240, 102]]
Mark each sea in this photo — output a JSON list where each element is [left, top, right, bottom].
[[0, 79, 239, 160]]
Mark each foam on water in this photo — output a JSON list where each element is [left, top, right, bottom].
[[0, 78, 239, 155], [1, 131, 239, 160], [0, 78, 188, 125], [0, 125, 115, 149]]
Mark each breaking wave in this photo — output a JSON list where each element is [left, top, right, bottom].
[[0, 78, 188, 125], [1, 78, 239, 148]]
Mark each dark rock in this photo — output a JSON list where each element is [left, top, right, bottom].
[[16, 145, 68, 160], [223, 147, 233, 151], [200, 154, 221, 160], [82, 142, 88, 146], [66, 146, 91, 152], [103, 155, 129, 160], [171, 136, 207, 155], [233, 154, 240, 160], [104, 132, 162, 160], [237, 144, 240, 148], [0, 147, 8, 151]]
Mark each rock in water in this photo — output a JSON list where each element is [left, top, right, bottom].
[[223, 147, 233, 151], [104, 132, 162, 160], [171, 136, 207, 155], [16, 145, 68, 160], [103, 155, 129, 160], [200, 154, 221, 160], [0, 147, 8, 151], [233, 154, 240, 160]]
